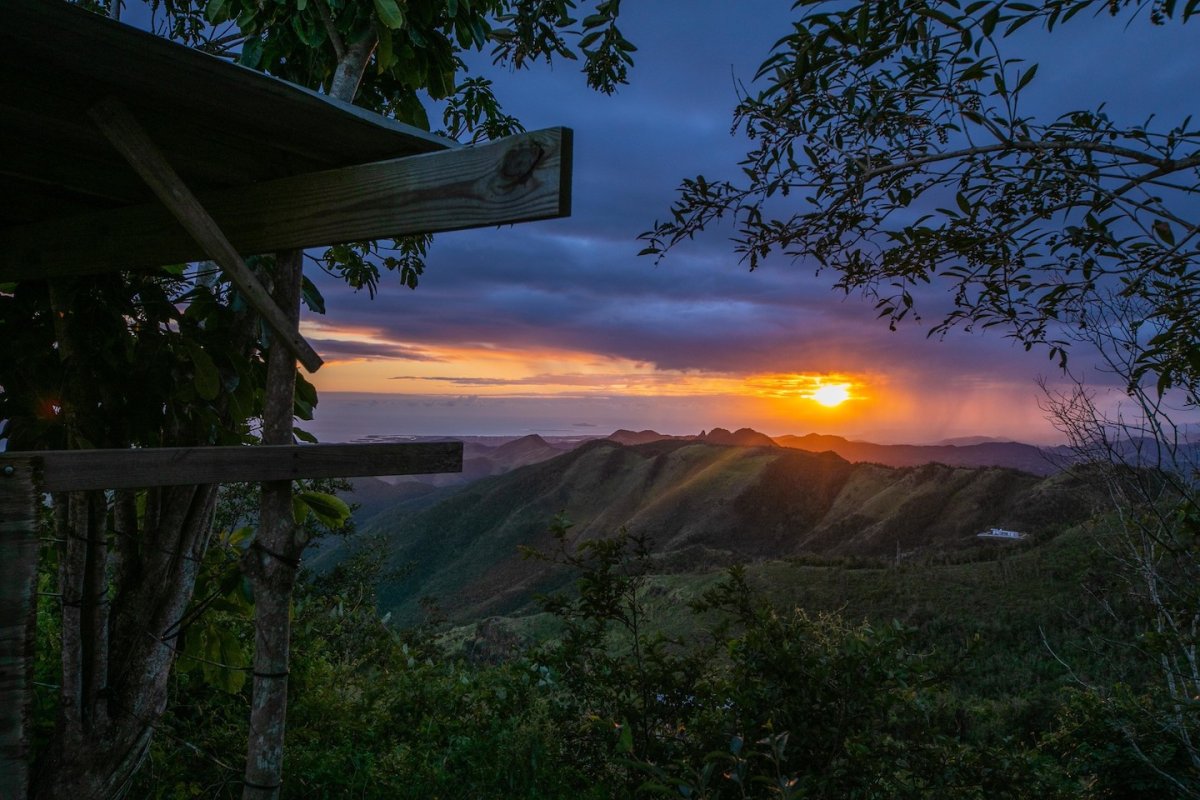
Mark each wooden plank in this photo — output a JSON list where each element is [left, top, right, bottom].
[[87, 98, 324, 374], [0, 127, 573, 280], [0, 458, 40, 800], [4, 443, 462, 492]]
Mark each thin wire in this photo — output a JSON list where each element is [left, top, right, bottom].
[[142, 628, 252, 673]]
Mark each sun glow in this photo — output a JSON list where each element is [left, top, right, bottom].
[[302, 324, 880, 426], [811, 383, 851, 407]]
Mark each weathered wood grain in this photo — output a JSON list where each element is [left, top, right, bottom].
[[0, 459, 40, 800], [87, 98, 324, 374], [7, 443, 462, 492], [0, 128, 572, 281]]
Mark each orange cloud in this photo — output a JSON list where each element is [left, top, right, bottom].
[[300, 322, 1064, 443]]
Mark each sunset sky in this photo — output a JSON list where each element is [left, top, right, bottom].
[[300, 1, 1196, 444]]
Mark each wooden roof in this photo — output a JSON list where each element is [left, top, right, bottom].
[[0, 0, 456, 230]]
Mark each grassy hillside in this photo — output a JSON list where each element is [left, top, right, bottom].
[[343, 439, 1101, 625]]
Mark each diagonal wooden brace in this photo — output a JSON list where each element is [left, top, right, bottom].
[[88, 97, 324, 373]]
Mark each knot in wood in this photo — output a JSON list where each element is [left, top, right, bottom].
[[500, 140, 545, 185]]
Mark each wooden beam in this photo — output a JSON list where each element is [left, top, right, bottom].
[[0, 127, 572, 281], [86, 98, 324, 374], [4, 442, 462, 492], [0, 458, 40, 800]]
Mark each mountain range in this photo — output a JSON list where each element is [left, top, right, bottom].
[[319, 436, 1100, 626], [608, 427, 1061, 474], [772, 432, 1061, 475]]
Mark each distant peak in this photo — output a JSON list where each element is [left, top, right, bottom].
[[512, 433, 548, 445], [608, 429, 671, 445], [699, 427, 777, 447], [493, 433, 554, 455]]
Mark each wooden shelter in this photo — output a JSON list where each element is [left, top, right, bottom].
[[0, 1, 573, 795]]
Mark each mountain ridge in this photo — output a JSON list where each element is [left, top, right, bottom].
[[603, 427, 1060, 475], [324, 438, 1098, 625]]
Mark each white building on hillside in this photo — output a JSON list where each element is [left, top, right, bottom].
[[977, 527, 1027, 541]]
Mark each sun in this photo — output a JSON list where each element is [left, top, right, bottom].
[[810, 383, 851, 407]]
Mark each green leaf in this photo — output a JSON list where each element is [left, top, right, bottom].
[[219, 630, 247, 694], [377, 29, 396, 72], [293, 426, 319, 444], [1015, 63, 1039, 92], [295, 371, 318, 406], [292, 494, 311, 525], [203, 0, 228, 24], [292, 14, 325, 47], [179, 625, 204, 674], [1154, 220, 1176, 245], [373, 0, 406, 29], [295, 490, 351, 529], [239, 37, 263, 68], [615, 720, 634, 754], [186, 342, 220, 401], [981, 6, 999, 36], [203, 628, 223, 685], [915, 6, 965, 31], [300, 275, 326, 314], [227, 526, 255, 547]]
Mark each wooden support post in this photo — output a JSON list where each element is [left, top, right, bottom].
[[0, 458, 41, 800], [87, 97, 324, 373]]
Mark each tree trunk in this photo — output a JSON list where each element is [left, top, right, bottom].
[[28, 280, 228, 799], [239, 51, 368, 794], [241, 249, 304, 800], [329, 32, 378, 103], [33, 483, 219, 799]]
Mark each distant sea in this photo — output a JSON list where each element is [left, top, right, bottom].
[[306, 392, 753, 441]]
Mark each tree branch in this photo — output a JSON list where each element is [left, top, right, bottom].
[[314, 1, 346, 61], [861, 139, 1181, 182], [328, 28, 378, 103]]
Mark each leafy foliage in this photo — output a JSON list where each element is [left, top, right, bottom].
[[130, 540, 609, 798], [0, 268, 267, 451], [523, 517, 718, 786], [37, 514, 1179, 797]]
